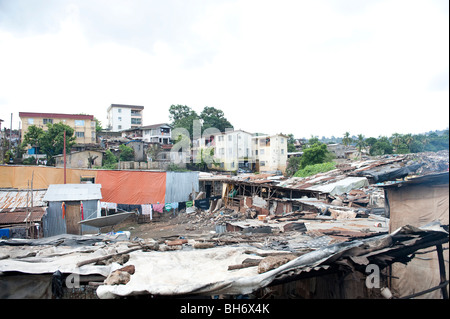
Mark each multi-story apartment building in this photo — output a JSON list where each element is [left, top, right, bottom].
[[106, 104, 144, 131], [19, 112, 97, 147], [213, 130, 253, 171], [190, 130, 289, 173], [252, 134, 288, 173]]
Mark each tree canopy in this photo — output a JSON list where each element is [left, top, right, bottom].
[[22, 123, 76, 165], [200, 106, 233, 133], [169, 104, 233, 139]]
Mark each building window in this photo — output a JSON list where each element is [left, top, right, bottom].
[[118, 109, 122, 113], [131, 118, 141, 125], [75, 120, 85, 126], [260, 137, 270, 147], [260, 149, 265, 155], [260, 161, 266, 166], [76, 132, 85, 138], [228, 135, 232, 141], [281, 149, 285, 155], [43, 119, 53, 125], [28, 118, 34, 125], [118, 117, 122, 121], [118, 125, 122, 129]]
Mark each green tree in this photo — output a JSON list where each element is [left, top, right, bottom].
[[102, 149, 118, 169], [39, 123, 76, 165], [169, 104, 200, 138], [94, 117, 103, 134], [21, 125, 45, 152], [300, 142, 330, 169], [287, 134, 297, 153], [119, 144, 134, 161], [390, 133, 402, 151], [365, 137, 378, 148], [369, 136, 393, 156], [200, 106, 233, 133]]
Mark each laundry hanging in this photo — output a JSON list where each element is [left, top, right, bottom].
[[61, 202, 66, 219], [153, 203, 164, 213], [141, 204, 153, 220], [195, 198, 210, 210], [80, 201, 84, 220], [178, 202, 186, 211]]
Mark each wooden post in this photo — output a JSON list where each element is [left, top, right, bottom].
[[63, 130, 66, 184]]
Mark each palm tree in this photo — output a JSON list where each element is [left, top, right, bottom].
[[391, 133, 402, 151], [403, 134, 413, 151], [356, 134, 366, 159], [343, 132, 352, 150]]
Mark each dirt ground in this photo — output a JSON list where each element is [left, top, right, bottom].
[[111, 213, 217, 241]]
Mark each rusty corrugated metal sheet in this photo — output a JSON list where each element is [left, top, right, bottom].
[[0, 208, 46, 225], [0, 190, 47, 212]]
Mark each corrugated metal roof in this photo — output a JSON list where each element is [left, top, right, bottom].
[[43, 184, 102, 202], [0, 208, 46, 225], [0, 190, 47, 212]]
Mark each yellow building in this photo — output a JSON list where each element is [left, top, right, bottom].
[[19, 112, 97, 147]]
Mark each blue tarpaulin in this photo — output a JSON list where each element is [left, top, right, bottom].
[[0, 228, 10, 239]]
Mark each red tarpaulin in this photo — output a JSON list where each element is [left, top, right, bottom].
[[96, 170, 166, 205]]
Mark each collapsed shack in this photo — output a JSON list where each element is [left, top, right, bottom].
[[0, 223, 447, 299]]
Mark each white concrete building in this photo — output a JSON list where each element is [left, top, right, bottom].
[[253, 134, 288, 174], [191, 130, 288, 173], [141, 123, 171, 144], [107, 104, 144, 131], [214, 130, 253, 171]]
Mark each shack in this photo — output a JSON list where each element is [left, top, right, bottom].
[[380, 172, 449, 299], [0, 189, 48, 239], [42, 184, 102, 237]]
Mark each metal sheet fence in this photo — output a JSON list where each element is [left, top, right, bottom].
[[164, 171, 199, 203]]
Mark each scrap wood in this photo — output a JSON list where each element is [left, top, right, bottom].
[[193, 242, 215, 249], [76, 243, 158, 268], [316, 228, 378, 239], [228, 258, 262, 270], [167, 239, 188, 246]]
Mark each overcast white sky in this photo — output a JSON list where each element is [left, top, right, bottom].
[[0, 0, 448, 139]]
